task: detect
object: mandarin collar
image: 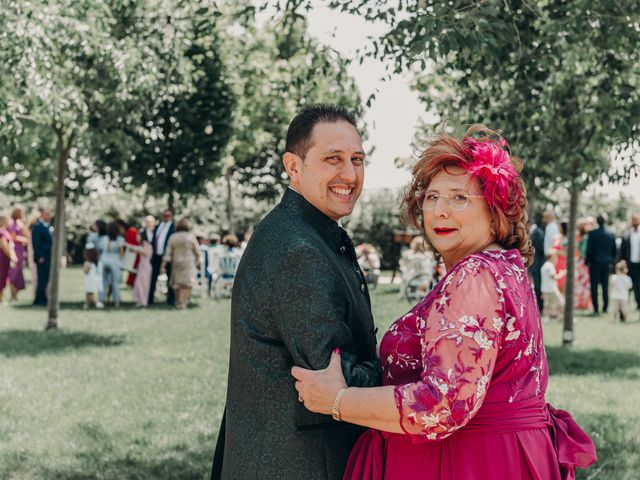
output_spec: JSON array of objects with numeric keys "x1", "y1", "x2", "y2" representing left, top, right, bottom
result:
[{"x1": 280, "y1": 188, "x2": 346, "y2": 253}]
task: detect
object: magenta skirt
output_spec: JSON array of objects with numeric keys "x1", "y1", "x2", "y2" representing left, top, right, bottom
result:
[{"x1": 344, "y1": 397, "x2": 596, "y2": 480}]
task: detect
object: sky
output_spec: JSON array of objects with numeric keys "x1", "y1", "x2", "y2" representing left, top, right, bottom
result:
[{"x1": 304, "y1": 5, "x2": 640, "y2": 204}]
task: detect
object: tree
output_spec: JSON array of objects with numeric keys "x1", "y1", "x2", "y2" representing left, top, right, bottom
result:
[
  {"x1": 0, "y1": 0, "x2": 202, "y2": 329},
  {"x1": 96, "y1": 9, "x2": 236, "y2": 211},
  {"x1": 216, "y1": 2, "x2": 364, "y2": 231},
  {"x1": 316, "y1": 0, "x2": 640, "y2": 344}
]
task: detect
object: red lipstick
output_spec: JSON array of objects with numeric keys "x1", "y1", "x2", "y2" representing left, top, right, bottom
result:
[{"x1": 434, "y1": 227, "x2": 456, "y2": 235}]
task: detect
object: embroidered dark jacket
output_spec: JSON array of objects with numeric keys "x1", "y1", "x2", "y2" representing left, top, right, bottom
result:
[{"x1": 212, "y1": 189, "x2": 381, "y2": 480}]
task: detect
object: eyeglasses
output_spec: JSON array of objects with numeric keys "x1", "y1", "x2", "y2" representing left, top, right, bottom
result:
[{"x1": 418, "y1": 192, "x2": 484, "y2": 211}]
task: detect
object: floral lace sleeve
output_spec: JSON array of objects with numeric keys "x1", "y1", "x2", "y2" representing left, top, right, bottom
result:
[{"x1": 394, "y1": 258, "x2": 506, "y2": 439}]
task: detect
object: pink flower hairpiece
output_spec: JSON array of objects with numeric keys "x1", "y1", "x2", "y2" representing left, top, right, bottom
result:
[{"x1": 461, "y1": 137, "x2": 521, "y2": 211}]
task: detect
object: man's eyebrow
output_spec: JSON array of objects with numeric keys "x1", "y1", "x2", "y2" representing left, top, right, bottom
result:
[{"x1": 322, "y1": 149, "x2": 366, "y2": 156}]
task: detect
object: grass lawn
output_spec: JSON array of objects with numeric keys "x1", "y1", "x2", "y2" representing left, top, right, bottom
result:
[{"x1": 1, "y1": 267, "x2": 639, "y2": 479}]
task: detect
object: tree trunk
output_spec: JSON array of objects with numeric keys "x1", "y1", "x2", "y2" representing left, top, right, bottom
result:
[
  {"x1": 46, "y1": 127, "x2": 74, "y2": 331},
  {"x1": 526, "y1": 176, "x2": 537, "y2": 220},
  {"x1": 225, "y1": 167, "x2": 235, "y2": 235},
  {"x1": 167, "y1": 189, "x2": 175, "y2": 213},
  {"x1": 562, "y1": 176, "x2": 580, "y2": 345}
]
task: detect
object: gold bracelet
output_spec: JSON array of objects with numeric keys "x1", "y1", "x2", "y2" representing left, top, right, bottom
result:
[{"x1": 331, "y1": 388, "x2": 348, "y2": 421}]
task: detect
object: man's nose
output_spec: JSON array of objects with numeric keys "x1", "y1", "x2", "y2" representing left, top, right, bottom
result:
[{"x1": 339, "y1": 159, "x2": 357, "y2": 183}]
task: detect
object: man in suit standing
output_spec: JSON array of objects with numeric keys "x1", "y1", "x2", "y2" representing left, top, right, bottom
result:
[
  {"x1": 212, "y1": 105, "x2": 381, "y2": 480},
  {"x1": 618, "y1": 212, "x2": 640, "y2": 310},
  {"x1": 528, "y1": 214, "x2": 545, "y2": 312},
  {"x1": 32, "y1": 207, "x2": 53, "y2": 306},
  {"x1": 148, "y1": 209, "x2": 174, "y2": 305},
  {"x1": 585, "y1": 213, "x2": 617, "y2": 314}
]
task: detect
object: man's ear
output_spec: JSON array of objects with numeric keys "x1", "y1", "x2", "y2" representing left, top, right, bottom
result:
[{"x1": 283, "y1": 152, "x2": 302, "y2": 183}]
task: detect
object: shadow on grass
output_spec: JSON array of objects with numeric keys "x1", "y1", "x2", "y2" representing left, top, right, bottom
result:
[
  {"x1": 0, "y1": 329, "x2": 126, "y2": 358},
  {"x1": 576, "y1": 413, "x2": 640, "y2": 480},
  {"x1": 546, "y1": 346, "x2": 640, "y2": 378},
  {"x1": 11, "y1": 301, "x2": 178, "y2": 311},
  {"x1": 1, "y1": 432, "x2": 214, "y2": 480}
]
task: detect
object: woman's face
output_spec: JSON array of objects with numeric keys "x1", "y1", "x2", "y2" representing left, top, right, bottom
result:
[{"x1": 422, "y1": 167, "x2": 494, "y2": 269}]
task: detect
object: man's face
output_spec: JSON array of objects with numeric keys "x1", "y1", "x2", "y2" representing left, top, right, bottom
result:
[
  {"x1": 285, "y1": 121, "x2": 365, "y2": 221},
  {"x1": 41, "y1": 209, "x2": 52, "y2": 223},
  {"x1": 631, "y1": 214, "x2": 640, "y2": 228},
  {"x1": 161, "y1": 211, "x2": 172, "y2": 223}
]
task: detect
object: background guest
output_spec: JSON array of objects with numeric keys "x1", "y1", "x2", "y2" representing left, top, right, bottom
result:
[
  {"x1": 161, "y1": 218, "x2": 200, "y2": 309},
  {"x1": 528, "y1": 214, "x2": 545, "y2": 312},
  {"x1": 32, "y1": 207, "x2": 53, "y2": 306},
  {"x1": 0, "y1": 215, "x2": 18, "y2": 305},
  {"x1": 543, "y1": 209, "x2": 561, "y2": 255},
  {"x1": 8, "y1": 205, "x2": 29, "y2": 301},
  {"x1": 585, "y1": 213, "x2": 617, "y2": 315},
  {"x1": 149, "y1": 209, "x2": 174, "y2": 305},
  {"x1": 611, "y1": 260, "x2": 633, "y2": 322},
  {"x1": 121, "y1": 219, "x2": 139, "y2": 288},
  {"x1": 82, "y1": 243, "x2": 103, "y2": 309},
  {"x1": 619, "y1": 212, "x2": 640, "y2": 311},
  {"x1": 126, "y1": 231, "x2": 153, "y2": 308},
  {"x1": 99, "y1": 221, "x2": 125, "y2": 307}
]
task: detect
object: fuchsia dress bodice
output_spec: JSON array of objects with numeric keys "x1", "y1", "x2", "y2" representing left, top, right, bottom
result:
[{"x1": 345, "y1": 250, "x2": 596, "y2": 480}]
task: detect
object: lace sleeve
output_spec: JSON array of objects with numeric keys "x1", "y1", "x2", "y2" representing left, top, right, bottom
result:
[{"x1": 394, "y1": 258, "x2": 506, "y2": 439}]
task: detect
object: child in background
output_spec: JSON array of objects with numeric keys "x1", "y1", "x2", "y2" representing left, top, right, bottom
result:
[
  {"x1": 541, "y1": 250, "x2": 566, "y2": 322},
  {"x1": 611, "y1": 260, "x2": 633, "y2": 322},
  {"x1": 83, "y1": 243, "x2": 104, "y2": 310}
]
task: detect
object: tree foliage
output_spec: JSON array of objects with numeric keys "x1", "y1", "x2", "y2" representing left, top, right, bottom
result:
[{"x1": 219, "y1": 2, "x2": 365, "y2": 202}]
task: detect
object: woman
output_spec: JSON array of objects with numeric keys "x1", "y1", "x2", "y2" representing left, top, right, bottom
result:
[
  {"x1": 8, "y1": 205, "x2": 30, "y2": 301},
  {"x1": 292, "y1": 126, "x2": 596, "y2": 479},
  {"x1": 126, "y1": 230, "x2": 153, "y2": 307},
  {"x1": 575, "y1": 218, "x2": 593, "y2": 310},
  {"x1": 161, "y1": 218, "x2": 201, "y2": 309},
  {"x1": 98, "y1": 221, "x2": 125, "y2": 307},
  {"x1": 554, "y1": 221, "x2": 569, "y2": 292},
  {"x1": 0, "y1": 215, "x2": 18, "y2": 305}
]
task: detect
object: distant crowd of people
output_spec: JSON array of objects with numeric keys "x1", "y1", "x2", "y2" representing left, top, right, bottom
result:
[
  {"x1": 527, "y1": 210, "x2": 640, "y2": 322},
  {"x1": 83, "y1": 209, "x2": 248, "y2": 309},
  {"x1": 0, "y1": 205, "x2": 248, "y2": 309}
]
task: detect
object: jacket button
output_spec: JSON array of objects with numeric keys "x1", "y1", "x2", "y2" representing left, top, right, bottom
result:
[
  {"x1": 360, "y1": 284, "x2": 365, "y2": 292},
  {"x1": 340, "y1": 246, "x2": 346, "y2": 254}
]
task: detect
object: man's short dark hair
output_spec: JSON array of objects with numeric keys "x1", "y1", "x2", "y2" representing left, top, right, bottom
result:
[
  {"x1": 597, "y1": 213, "x2": 607, "y2": 226},
  {"x1": 285, "y1": 104, "x2": 358, "y2": 159}
]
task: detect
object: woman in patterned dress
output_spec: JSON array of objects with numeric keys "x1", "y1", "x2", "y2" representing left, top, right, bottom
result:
[
  {"x1": 292, "y1": 126, "x2": 596, "y2": 480},
  {"x1": 7, "y1": 205, "x2": 29, "y2": 301}
]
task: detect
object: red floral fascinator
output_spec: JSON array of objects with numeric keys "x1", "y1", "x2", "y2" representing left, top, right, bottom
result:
[{"x1": 461, "y1": 136, "x2": 522, "y2": 212}]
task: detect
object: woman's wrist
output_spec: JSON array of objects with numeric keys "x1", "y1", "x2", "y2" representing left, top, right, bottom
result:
[{"x1": 331, "y1": 387, "x2": 349, "y2": 421}]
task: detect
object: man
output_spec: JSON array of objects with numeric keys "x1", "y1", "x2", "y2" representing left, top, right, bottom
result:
[
  {"x1": 542, "y1": 209, "x2": 560, "y2": 255},
  {"x1": 585, "y1": 213, "x2": 617, "y2": 314},
  {"x1": 32, "y1": 207, "x2": 53, "y2": 306},
  {"x1": 618, "y1": 212, "x2": 640, "y2": 310},
  {"x1": 528, "y1": 213, "x2": 545, "y2": 313},
  {"x1": 148, "y1": 209, "x2": 174, "y2": 305},
  {"x1": 212, "y1": 105, "x2": 381, "y2": 479}
]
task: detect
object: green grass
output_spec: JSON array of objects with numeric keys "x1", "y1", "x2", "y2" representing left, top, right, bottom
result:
[{"x1": 1, "y1": 268, "x2": 639, "y2": 479}]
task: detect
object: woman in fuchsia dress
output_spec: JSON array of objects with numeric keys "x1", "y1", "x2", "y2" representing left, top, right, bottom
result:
[{"x1": 293, "y1": 126, "x2": 596, "y2": 480}]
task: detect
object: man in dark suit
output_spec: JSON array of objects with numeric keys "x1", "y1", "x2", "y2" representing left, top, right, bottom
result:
[
  {"x1": 32, "y1": 207, "x2": 53, "y2": 306},
  {"x1": 211, "y1": 105, "x2": 381, "y2": 480},
  {"x1": 618, "y1": 213, "x2": 640, "y2": 310},
  {"x1": 148, "y1": 209, "x2": 174, "y2": 305},
  {"x1": 585, "y1": 213, "x2": 617, "y2": 314},
  {"x1": 527, "y1": 214, "x2": 545, "y2": 313}
]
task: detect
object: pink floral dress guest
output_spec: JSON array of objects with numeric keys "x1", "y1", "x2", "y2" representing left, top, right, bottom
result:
[
  {"x1": 8, "y1": 218, "x2": 27, "y2": 291},
  {"x1": 346, "y1": 249, "x2": 596, "y2": 479}
]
